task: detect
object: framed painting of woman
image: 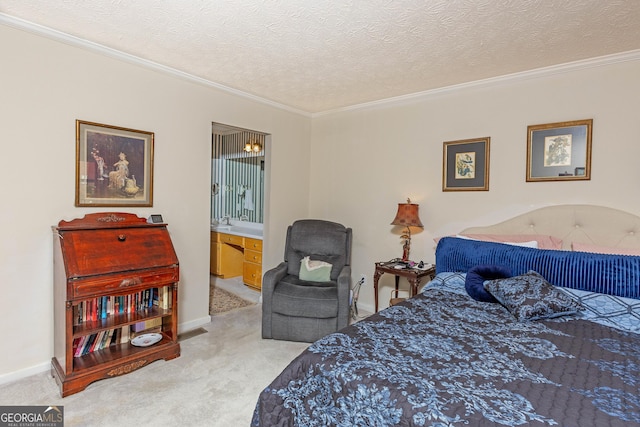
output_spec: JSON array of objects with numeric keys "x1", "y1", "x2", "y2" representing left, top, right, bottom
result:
[{"x1": 75, "y1": 120, "x2": 154, "y2": 207}]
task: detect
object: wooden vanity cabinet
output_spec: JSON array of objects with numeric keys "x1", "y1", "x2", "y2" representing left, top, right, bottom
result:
[
  {"x1": 210, "y1": 231, "x2": 244, "y2": 277},
  {"x1": 210, "y1": 232, "x2": 220, "y2": 275},
  {"x1": 210, "y1": 231, "x2": 263, "y2": 290},
  {"x1": 243, "y1": 237, "x2": 263, "y2": 290},
  {"x1": 52, "y1": 213, "x2": 180, "y2": 397}
]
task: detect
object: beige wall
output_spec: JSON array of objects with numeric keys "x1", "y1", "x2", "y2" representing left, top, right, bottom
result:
[
  {"x1": 0, "y1": 24, "x2": 311, "y2": 381},
  {"x1": 2, "y1": 20, "x2": 639, "y2": 383},
  {"x1": 310, "y1": 57, "x2": 640, "y2": 312}
]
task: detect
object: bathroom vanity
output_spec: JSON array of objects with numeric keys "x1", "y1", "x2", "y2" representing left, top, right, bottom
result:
[{"x1": 210, "y1": 224, "x2": 263, "y2": 290}]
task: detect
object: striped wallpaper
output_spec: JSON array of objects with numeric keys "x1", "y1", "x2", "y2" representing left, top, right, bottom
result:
[{"x1": 211, "y1": 131, "x2": 265, "y2": 223}]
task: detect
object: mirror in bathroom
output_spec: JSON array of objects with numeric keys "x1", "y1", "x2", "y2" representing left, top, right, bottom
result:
[{"x1": 212, "y1": 124, "x2": 265, "y2": 224}]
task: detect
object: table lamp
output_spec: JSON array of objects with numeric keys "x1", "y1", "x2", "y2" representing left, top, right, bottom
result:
[{"x1": 390, "y1": 198, "x2": 424, "y2": 262}]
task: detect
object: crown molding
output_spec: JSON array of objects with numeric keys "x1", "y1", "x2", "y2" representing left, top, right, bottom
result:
[
  {"x1": 3, "y1": 13, "x2": 638, "y2": 119},
  {"x1": 313, "y1": 49, "x2": 640, "y2": 117},
  {"x1": 0, "y1": 13, "x2": 312, "y2": 118}
]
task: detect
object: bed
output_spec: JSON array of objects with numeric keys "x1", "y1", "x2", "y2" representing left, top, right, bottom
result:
[{"x1": 252, "y1": 205, "x2": 640, "y2": 426}]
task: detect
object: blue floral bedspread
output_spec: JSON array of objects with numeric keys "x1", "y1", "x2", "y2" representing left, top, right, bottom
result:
[{"x1": 252, "y1": 288, "x2": 640, "y2": 426}]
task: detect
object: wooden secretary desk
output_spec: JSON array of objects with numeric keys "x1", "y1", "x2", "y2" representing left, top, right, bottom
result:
[{"x1": 52, "y1": 212, "x2": 180, "y2": 397}]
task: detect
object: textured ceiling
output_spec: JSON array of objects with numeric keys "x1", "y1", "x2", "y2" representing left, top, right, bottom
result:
[{"x1": 2, "y1": 0, "x2": 640, "y2": 113}]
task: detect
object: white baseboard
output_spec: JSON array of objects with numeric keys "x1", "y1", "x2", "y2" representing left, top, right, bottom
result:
[
  {"x1": 0, "y1": 317, "x2": 213, "y2": 386},
  {"x1": 0, "y1": 361, "x2": 50, "y2": 386},
  {"x1": 178, "y1": 315, "x2": 211, "y2": 334}
]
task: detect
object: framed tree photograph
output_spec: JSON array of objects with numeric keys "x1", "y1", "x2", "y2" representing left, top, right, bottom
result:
[
  {"x1": 75, "y1": 120, "x2": 154, "y2": 207},
  {"x1": 443, "y1": 137, "x2": 490, "y2": 191},
  {"x1": 526, "y1": 119, "x2": 592, "y2": 182}
]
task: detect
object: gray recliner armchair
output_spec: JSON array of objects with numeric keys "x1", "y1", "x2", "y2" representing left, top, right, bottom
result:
[{"x1": 262, "y1": 219, "x2": 352, "y2": 342}]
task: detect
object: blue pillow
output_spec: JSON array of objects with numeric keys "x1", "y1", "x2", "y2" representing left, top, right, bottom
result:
[
  {"x1": 484, "y1": 271, "x2": 583, "y2": 321},
  {"x1": 465, "y1": 264, "x2": 512, "y2": 303},
  {"x1": 435, "y1": 237, "x2": 640, "y2": 299}
]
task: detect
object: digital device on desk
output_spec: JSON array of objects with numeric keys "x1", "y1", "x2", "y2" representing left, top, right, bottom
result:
[
  {"x1": 416, "y1": 261, "x2": 434, "y2": 270},
  {"x1": 147, "y1": 214, "x2": 164, "y2": 224}
]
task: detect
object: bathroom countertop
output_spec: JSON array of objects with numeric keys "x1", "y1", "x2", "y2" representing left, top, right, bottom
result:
[{"x1": 211, "y1": 224, "x2": 263, "y2": 239}]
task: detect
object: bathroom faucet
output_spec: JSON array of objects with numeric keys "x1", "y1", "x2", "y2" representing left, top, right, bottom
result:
[{"x1": 220, "y1": 215, "x2": 231, "y2": 225}]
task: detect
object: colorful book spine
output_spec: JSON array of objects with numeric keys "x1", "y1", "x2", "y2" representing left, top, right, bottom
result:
[
  {"x1": 75, "y1": 287, "x2": 169, "y2": 324},
  {"x1": 73, "y1": 336, "x2": 86, "y2": 357}
]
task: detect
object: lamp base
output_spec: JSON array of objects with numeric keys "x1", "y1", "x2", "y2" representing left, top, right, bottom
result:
[{"x1": 401, "y1": 239, "x2": 410, "y2": 262}]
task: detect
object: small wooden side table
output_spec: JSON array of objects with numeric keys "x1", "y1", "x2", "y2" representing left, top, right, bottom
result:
[{"x1": 373, "y1": 261, "x2": 436, "y2": 312}]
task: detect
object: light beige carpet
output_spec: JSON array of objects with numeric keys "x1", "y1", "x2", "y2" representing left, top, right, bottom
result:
[
  {"x1": 0, "y1": 304, "x2": 309, "y2": 427},
  {"x1": 210, "y1": 285, "x2": 255, "y2": 315}
]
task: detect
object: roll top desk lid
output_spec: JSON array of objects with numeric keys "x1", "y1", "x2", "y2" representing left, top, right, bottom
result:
[{"x1": 54, "y1": 212, "x2": 179, "y2": 279}]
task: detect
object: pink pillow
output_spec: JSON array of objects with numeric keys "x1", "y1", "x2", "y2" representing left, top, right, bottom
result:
[
  {"x1": 571, "y1": 242, "x2": 640, "y2": 256},
  {"x1": 459, "y1": 234, "x2": 563, "y2": 250}
]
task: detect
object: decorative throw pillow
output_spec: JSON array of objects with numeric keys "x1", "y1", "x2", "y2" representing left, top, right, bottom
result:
[
  {"x1": 434, "y1": 234, "x2": 562, "y2": 249},
  {"x1": 456, "y1": 235, "x2": 538, "y2": 248},
  {"x1": 299, "y1": 256, "x2": 332, "y2": 282},
  {"x1": 484, "y1": 270, "x2": 583, "y2": 321},
  {"x1": 465, "y1": 264, "x2": 512, "y2": 303},
  {"x1": 572, "y1": 241, "x2": 640, "y2": 256},
  {"x1": 459, "y1": 234, "x2": 563, "y2": 250}
]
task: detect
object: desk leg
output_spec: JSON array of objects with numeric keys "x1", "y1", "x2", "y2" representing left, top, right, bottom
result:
[{"x1": 373, "y1": 269, "x2": 383, "y2": 313}]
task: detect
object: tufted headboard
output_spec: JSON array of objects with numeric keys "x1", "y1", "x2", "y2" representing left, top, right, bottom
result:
[{"x1": 460, "y1": 204, "x2": 640, "y2": 250}]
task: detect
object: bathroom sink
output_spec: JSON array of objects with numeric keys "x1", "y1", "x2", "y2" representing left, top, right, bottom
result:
[
  {"x1": 211, "y1": 224, "x2": 263, "y2": 238},
  {"x1": 229, "y1": 226, "x2": 263, "y2": 237},
  {"x1": 211, "y1": 224, "x2": 231, "y2": 231}
]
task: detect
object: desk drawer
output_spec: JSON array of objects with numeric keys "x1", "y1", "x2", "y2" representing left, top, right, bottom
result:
[
  {"x1": 243, "y1": 262, "x2": 262, "y2": 288},
  {"x1": 244, "y1": 237, "x2": 262, "y2": 251},
  {"x1": 215, "y1": 232, "x2": 244, "y2": 246},
  {"x1": 244, "y1": 249, "x2": 262, "y2": 264},
  {"x1": 70, "y1": 267, "x2": 178, "y2": 300}
]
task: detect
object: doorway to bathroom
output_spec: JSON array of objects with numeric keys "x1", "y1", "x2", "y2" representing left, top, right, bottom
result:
[
  {"x1": 210, "y1": 122, "x2": 269, "y2": 314},
  {"x1": 211, "y1": 123, "x2": 267, "y2": 224}
]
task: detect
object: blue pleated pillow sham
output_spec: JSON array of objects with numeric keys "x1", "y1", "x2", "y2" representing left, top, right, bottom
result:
[{"x1": 435, "y1": 237, "x2": 640, "y2": 299}]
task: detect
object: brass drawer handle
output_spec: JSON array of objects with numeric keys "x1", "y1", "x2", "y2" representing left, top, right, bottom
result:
[
  {"x1": 120, "y1": 277, "x2": 142, "y2": 287},
  {"x1": 118, "y1": 234, "x2": 127, "y2": 242}
]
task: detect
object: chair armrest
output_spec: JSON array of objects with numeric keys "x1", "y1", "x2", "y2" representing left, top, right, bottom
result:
[
  {"x1": 262, "y1": 262, "x2": 288, "y2": 298},
  {"x1": 336, "y1": 265, "x2": 352, "y2": 329},
  {"x1": 261, "y1": 262, "x2": 288, "y2": 339},
  {"x1": 337, "y1": 265, "x2": 351, "y2": 287}
]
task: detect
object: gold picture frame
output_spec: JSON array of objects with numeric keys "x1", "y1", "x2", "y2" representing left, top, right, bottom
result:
[
  {"x1": 526, "y1": 119, "x2": 592, "y2": 182},
  {"x1": 443, "y1": 137, "x2": 490, "y2": 191},
  {"x1": 75, "y1": 120, "x2": 154, "y2": 207}
]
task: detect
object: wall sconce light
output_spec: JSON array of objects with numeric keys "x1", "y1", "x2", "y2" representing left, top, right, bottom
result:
[
  {"x1": 244, "y1": 139, "x2": 262, "y2": 153},
  {"x1": 390, "y1": 198, "x2": 424, "y2": 262}
]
